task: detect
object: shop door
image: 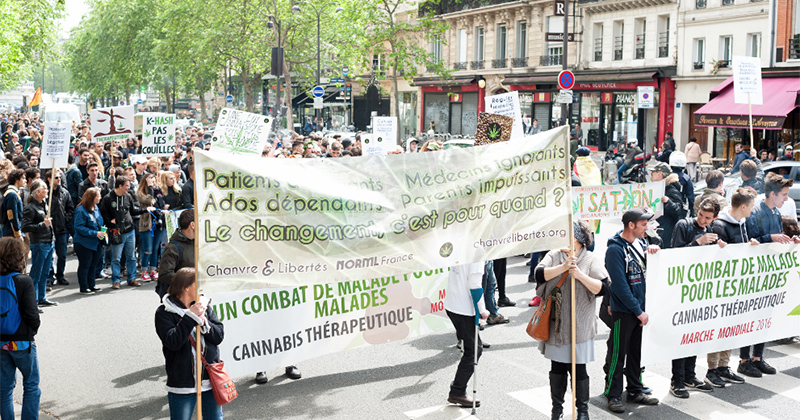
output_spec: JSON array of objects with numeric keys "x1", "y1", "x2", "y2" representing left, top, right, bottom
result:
[
  {"x1": 533, "y1": 104, "x2": 550, "y2": 130},
  {"x1": 602, "y1": 104, "x2": 614, "y2": 151},
  {"x1": 689, "y1": 104, "x2": 708, "y2": 151},
  {"x1": 450, "y1": 102, "x2": 463, "y2": 135}
]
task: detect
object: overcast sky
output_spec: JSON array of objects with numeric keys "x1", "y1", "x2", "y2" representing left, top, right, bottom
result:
[{"x1": 61, "y1": 0, "x2": 90, "y2": 38}]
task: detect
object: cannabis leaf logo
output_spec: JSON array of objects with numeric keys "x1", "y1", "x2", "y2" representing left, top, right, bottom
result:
[
  {"x1": 168, "y1": 134, "x2": 174, "y2": 142},
  {"x1": 439, "y1": 242, "x2": 453, "y2": 258},
  {"x1": 144, "y1": 129, "x2": 151, "y2": 138},
  {"x1": 789, "y1": 304, "x2": 800, "y2": 316},
  {"x1": 487, "y1": 123, "x2": 502, "y2": 141},
  {"x1": 378, "y1": 137, "x2": 383, "y2": 142}
]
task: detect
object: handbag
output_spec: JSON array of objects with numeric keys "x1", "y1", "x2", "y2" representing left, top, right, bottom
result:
[
  {"x1": 190, "y1": 335, "x2": 238, "y2": 406},
  {"x1": 526, "y1": 272, "x2": 568, "y2": 342}
]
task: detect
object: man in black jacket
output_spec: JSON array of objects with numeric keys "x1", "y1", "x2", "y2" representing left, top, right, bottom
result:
[
  {"x1": 78, "y1": 162, "x2": 108, "y2": 200},
  {"x1": 180, "y1": 162, "x2": 194, "y2": 210},
  {"x1": 43, "y1": 169, "x2": 74, "y2": 287},
  {"x1": 99, "y1": 176, "x2": 153, "y2": 289},
  {"x1": 0, "y1": 238, "x2": 42, "y2": 418},
  {"x1": 157, "y1": 211, "x2": 195, "y2": 299}
]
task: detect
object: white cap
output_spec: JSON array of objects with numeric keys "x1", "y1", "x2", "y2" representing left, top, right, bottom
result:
[{"x1": 628, "y1": 138, "x2": 638, "y2": 144}]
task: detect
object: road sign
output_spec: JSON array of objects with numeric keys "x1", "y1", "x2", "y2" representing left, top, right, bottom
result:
[
  {"x1": 331, "y1": 78, "x2": 345, "y2": 83},
  {"x1": 342, "y1": 66, "x2": 349, "y2": 76},
  {"x1": 637, "y1": 86, "x2": 654, "y2": 109},
  {"x1": 313, "y1": 97, "x2": 323, "y2": 109},
  {"x1": 137, "y1": 99, "x2": 142, "y2": 105},
  {"x1": 558, "y1": 89, "x2": 573, "y2": 104},
  {"x1": 312, "y1": 86, "x2": 325, "y2": 98},
  {"x1": 118, "y1": 101, "x2": 125, "y2": 106},
  {"x1": 226, "y1": 94, "x2": 233, "y2": 103},
  {"x1": 557, "y1": 70, "x2": 575, "y2": 90}
]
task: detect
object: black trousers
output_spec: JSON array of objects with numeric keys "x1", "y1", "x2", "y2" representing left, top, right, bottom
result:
[
  {"x1": 492, "y1": 258, "x2": 507, "y2": 300},
  {"x1": 447, "y1": 310, "x2": 482, "y2": 397},
  {"x1": 671, "y1": 356, "x2": 697, "y2": 386},
  {"x1": 603, "y1": 312, "x2": 643, "y2": 399}
]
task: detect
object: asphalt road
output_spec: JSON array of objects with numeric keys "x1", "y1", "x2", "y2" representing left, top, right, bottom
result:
[{"x1": 9, "y1": 218, "x2": 800, "y2": 420}]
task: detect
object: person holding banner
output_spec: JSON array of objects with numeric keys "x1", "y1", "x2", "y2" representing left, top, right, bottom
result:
[
  {"x1": 705, "y1": 187, "x2": 758, "y2": 387},
  {"x1": 603, "y1": 208, "x2": 660, "y2": 413},
  {"x1": 668, "y1": 198, "x2": 722, "y2": 398},
  {"x1": 155, "y1": 268, "x2": 224, "y2": 420},
  {"x1": 737, "y1": 173, "x2": 794, "y2": 378},
  {"x1": 534, "y1": 221, "x2": 608, "y2": 420},
  {"x1": 444, "y1": 261, "x2": 488, "y2": 408}
]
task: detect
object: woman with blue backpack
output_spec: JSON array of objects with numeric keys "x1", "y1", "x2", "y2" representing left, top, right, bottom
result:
[{"x1": 0, "y1": 236, "x2": 41, "y2": 420}]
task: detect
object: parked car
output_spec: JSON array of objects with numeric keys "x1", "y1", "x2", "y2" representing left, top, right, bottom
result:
[{"x1": 694, "y1": 161, "x2": 800, "y2": 216}]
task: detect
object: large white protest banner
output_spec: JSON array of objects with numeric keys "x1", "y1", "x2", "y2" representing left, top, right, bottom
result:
[
  {"x1": 141, "y1": 113, "x2": 176, "y2": 156},
  {"x1": 211, "y1": 109, "x2": 272, "y2": 154},
  {"x1": 90, "y1": 105, "x2": 135, "y2": 142},
  {"x1": 572, "y1": 182, "x2": 664, "y2": 220},
  {"x1": 486, "y1": 91, "x2": 524, "y2": 141},
  {"x1": 641, "y1": 243, "x2": 800, "y2": 366},
  {"x1": 206, "y1": 268, "x2": 451, "y2": 378},
  {"x1": 195, "y1": 126, "x2": 571, "y2": 291}
]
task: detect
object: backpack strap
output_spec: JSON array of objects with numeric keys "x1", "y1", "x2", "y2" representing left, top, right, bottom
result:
[{"x1": 170, "y1": 240, "x2": 182, "y2": 261}]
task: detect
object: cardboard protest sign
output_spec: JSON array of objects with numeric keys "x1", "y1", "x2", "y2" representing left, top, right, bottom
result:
[
  {"x1": 141, "y1": 113, "x2": 176, "y2": 156},
  {"x1": 207, "y1": 267, "x2": 452, "y2": 377},
  {"x1": 475, "y1": 113, "x2": 513, "y2": 146},
  {"x1": 572, "y1": 182, "x2": 664, "y2": 220},
  {"x1": 195, "y1": 125, "x2": 572, "y2": 291},
  {"x1": 641, "y1": 243, "x2": 800, "y2": 365},
  {"x1": 90, "y1": 106, "x2": 135, "y2": 142},
  {"x1": 211, "y1": 109, "x2": 272, "y2": 154},
  {"x1": 486, "y1": 91, "x2": 524, "y2": 140},
  {"x1": 367, "y1": 116, "x2": 397, "y2": 156},
  {"x1": 43, "y1": 122, "x2": 71, "y2": 160}
]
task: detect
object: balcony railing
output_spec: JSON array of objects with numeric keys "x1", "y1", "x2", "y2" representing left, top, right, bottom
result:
[
  {"x1": 658, "y1": 31, "x2": 669, "y2": 58},
  {"x1": 511, "y1": 57, "x2": 528, "y2": 68},
  {"x1": 693, "y1": 61, "x2": 704, "y2": 69},
  {"x1": 594, "y1": 37, "x2": 603, "y2": 61},
  {"x1": 540, "y1": 55, "x2": 562, "y2": 66},
  {"x1": 420, "y1": 0, "x2": 518, "y2": 17},
  {"x1": 696, "y1": 0, "x2": 706, "y2": 8},
  {"x1": 789, "y1": 36, "x2": 800, "y2": 59},
  {"x1": 454, "y1": 62, "x2": 467, "y2": 70},
  {"x1": 470, "y1": 60, "x2": 484, "y2": 70},
  {"x1": 492, "y1": 58, "x2": 507, "y2": 69}
]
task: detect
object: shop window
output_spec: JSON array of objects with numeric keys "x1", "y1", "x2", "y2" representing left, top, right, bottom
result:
[
  {"x1": 693, "y1": 38, "x2": 705, "y2": 69},
  {"x1": 747, "y1": 33, "x2": 761, "y2": 58},
  {"x1": 657, "y1": 15, "x2": 670, "y2": 58}
]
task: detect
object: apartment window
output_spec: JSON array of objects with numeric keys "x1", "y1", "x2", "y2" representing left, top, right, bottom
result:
[
  {"x1": 747, "y1": 33, "x2": 761, "y2": 57},
  {"x1": 516, "y1": 21, "x2": 527, "y2": 58},
  {"x1": 657, "y1": 15, "x2": 670, "y2": 58},
  {"x1": 594, "y1": 23, "x2": 603, "y2": 61},
  {"x1": 475, "y1": 27, "x2": 485, "y2": 61},
  {"x1": 693, "y1": 38, "x2": 705, "y2": 69},
  {"x1": 458, "y1": 29, "x2": 467, "y2": 63},
  {"x1": 431, "y1": 38, "x2": 443, "y2": 63},
  {"x1": 722, "y1": 0, "x2": 734, "y2": 5},
  {"x1": 696, "y1": 0, "x2": 707, "y2": 8},
  {"x1": 372, "y1": 54, "x2": 383, "y2": 74},
  {"x1": 613, "y1": 20, "x2": 624, "y2": 60},
  {"x1": 543, "y1": 16, "x2": 565, "y2": 66},
  {"x1": 634, "y1": 18, "x2": 646, "y2": 59},
  {"x1": 496, "y1": 24, "x2": 507, "y2": 61},
  {"x1": 719, "y1": 36, "x2": 732, "y2": 67}
]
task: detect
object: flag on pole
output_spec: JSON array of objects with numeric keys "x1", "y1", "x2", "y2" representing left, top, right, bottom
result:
[{"x1": 28, "y1": 88, "x2": 42, "y2": 107}]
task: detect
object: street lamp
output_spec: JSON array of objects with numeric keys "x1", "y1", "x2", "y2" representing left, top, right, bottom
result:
[{"x1": 292, "y1": 1, "x2": 344, "y2": 126}]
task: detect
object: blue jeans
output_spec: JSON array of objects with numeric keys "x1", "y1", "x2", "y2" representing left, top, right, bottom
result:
[
  {"x1": 74, "y1": 242, "x2": 101, "y2": 292},
  {"x1": 167, "y1": 390, "x2": 222, "y2": 420},
  {"x1": 47, "y1": 233, "x2": 68, "y2": 282},
  {"x1": 111, "y1": 230, "x2": 137, "y2": 284},
  {"x1": 617, "y1": 163, "x2": 628, "y2": 184},
  {"x1": 528, "y1": 252, "x2": 540, "y2": 279},
  {"x1": 29, "y1": 242, "x2": 54, "y2": 303},
  {"x1": 0, "y1": 345, "x2": 41, "y2": 420},
  {"x1": 482, "y1": 261, "x2": 498, "y2": 317},
  {"x1": 139, "y1": 229, "x2": 164, "y2": 271}
]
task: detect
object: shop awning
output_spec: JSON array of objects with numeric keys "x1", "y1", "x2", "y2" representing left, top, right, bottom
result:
[
  {"x1": 410, "y1": 77, "x2": 474, "y2": 87},
  {"x1": 693, "y1": 77, "x2": 800, "y2": 130}
]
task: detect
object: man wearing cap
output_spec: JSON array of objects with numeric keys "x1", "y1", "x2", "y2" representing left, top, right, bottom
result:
[
  {"x1": 341, "y1": 139, "x2": 353, "y2": 152},
  {"x1": 407, "y1": 138, "x2": 419, "y2": 153},
  {"x1": 617, "y1": 138, "x2": 642, "y2": 184},
  {"x1": 603, "y1": 208, "x2": 660, "y2": 413},
  {"x1": 778, "y1": 144, "x2": 794, "y2": 161}
]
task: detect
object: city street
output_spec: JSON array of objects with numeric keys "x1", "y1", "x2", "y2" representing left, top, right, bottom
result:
[{"x1": 11, "y1": 220, "x2": 800, "y2": 420}]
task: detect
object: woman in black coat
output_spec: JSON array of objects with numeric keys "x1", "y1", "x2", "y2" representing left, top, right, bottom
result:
[{"x1": 155, "y1": 267, "x2": 224, "y2": 420}]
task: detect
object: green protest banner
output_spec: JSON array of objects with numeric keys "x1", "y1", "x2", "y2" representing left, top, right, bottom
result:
[
  {"x1": 194, "y1": 126, "x2": 572, "y2": 291},
  {"x1": 642, "y1": 243, "x2": 800, "y2": 366}
]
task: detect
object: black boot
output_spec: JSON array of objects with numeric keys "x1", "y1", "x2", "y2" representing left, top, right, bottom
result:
[
  {"x1": 550, "y1": 373, "x2": 568, "y2": 420},
  {"x1": 576, "y1": 378, "x2": 590, "y2": 420}
]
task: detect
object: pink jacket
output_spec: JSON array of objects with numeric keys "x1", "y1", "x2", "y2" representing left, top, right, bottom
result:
[{"x1": 685, "y1": 141, "x2": 702, "y2": 163}]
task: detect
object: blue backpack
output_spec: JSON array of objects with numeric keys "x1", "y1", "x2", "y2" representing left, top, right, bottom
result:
[{"x1": 0, "y1": 272, "x2": 22, "y2": 336}]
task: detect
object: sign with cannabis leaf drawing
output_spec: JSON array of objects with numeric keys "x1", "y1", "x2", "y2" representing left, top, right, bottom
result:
[
  {"x1": 475, "y1": 113, "x2": 513, "y2": 146},
  {"x1": 141, "y1": 113, "x2": 177, "y2": 157},
  {"x1": 213, "y1": 109, "x2": 273, "y2": 154},
  {"x1": 90, "y1": 105, "x2": 135, "y2": 143}
]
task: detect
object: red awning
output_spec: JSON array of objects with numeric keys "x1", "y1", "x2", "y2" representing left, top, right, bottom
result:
[{"x1": 693, "y1": 77, "x2": 800, "y2": 130}]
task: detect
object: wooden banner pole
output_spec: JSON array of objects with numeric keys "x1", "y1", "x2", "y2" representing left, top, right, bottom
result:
[
  {"x1": 194, "y1": 157, "x2": 202, "y2": 420},
  {"x1": 46, "y1": 159, "x2": 56, "y2": 219}
]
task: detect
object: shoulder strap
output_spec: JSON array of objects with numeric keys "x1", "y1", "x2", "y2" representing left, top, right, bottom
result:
[
  {"x1": 188, "y1": 335, "x2": 209, "y2": 367},
  {"x1": 555, "y1": 272, "x2": 569, "y2": 289},
  {"x1": 170, "y1": 240, "x2": 182, "y2": 261}
]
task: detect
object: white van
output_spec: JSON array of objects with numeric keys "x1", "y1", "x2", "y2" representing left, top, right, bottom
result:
[{"x1": 40, "y1": 103, "x2": 81, "y2": 124}]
